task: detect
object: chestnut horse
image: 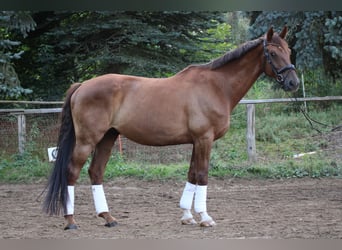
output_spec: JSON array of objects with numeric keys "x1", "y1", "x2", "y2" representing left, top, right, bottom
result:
[{"x1": 43, "y1": 26, "x2": 299, "y2": 229}]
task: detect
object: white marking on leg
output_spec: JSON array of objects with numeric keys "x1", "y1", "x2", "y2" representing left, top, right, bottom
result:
[
  {"x1": 91, "y1": 184, "x2": 109, "y2": 215},
  {"x1": 65, "y1": 185, "x2": 75, "y2": 215}
]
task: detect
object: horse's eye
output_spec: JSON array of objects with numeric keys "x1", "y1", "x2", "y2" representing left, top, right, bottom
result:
[{"x1": 271, "y1": 52, "x2": 276, "y2": 57}]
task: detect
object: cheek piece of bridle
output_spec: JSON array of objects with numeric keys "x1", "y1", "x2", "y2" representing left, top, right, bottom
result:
[{"x1": 263, "y1": 39, "x2": 296, "y2": 86}]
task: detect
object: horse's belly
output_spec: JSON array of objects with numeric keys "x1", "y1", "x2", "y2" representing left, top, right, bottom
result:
[
  {"x1": 117, "y1": 124, "x2": 191, "y2": 146},
  {"x1": 113, "y1": 111, "x2": 192, "y2": 146}
]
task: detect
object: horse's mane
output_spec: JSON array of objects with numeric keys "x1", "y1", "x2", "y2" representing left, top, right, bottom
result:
[
  {"x1": 181, "y1": 37, "x2": 263, "y2": 72},
  {"x1": 208, "y1": 38, "x2": 263, "y2": 69},
  {"x1": 176, "y1": 37, "x2": 264, "y2": 74}
]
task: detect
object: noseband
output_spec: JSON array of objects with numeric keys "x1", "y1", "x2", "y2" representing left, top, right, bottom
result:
[{"x1": 263, "y1": 39, "x2": 296, "y2": 85}]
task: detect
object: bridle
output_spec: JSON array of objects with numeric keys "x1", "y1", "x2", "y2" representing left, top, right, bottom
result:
[{"x1": 263, "y1": 39, "x2": 296, "y2": 85}]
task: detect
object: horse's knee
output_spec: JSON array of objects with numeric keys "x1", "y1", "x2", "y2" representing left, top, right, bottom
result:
[
  {"x1": 187, "y1": 170, "x2": 196, "y2": 184},
  {"x1": 187, "y1": 166, "x2": 208, "y2": 185},
  {"x1": 196, "y1": 170, "x2": 208, "y2": 185}
]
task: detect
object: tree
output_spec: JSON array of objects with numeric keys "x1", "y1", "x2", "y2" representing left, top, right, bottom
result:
[
  {"x1": 15, "y1": 11, "x2": 230, "y2": 100},
  {"x1": 0, "y1": 11, "x2": 35, "y2": 99},
  {"x1": 226, "y1": 11, "x2": 249, "y2": 46}
]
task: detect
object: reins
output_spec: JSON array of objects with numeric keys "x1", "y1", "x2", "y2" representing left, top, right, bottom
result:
[{"x1": 287, "y1": 93, "x2": 341, "y2": 134}]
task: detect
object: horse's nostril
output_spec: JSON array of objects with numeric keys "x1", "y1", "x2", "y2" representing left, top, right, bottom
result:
[{"x1": 285, "y1": 79, "x2": 299, "y2": 92}]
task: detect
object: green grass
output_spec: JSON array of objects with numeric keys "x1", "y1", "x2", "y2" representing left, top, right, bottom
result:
[
  {"x1": 244, "y1": 156, "x2": 341, "y2": 179},
  {"x1": 207, "y1": 102, "x2": 342, "y2": 179},
  {"x1": 0, "y1": 152, "x2": 51, "y2": 183},
  {"x1": 1, "y1": 150, "x2": 340, "y2": 184}
]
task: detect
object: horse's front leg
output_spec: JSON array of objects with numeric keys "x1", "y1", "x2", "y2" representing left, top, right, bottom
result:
[
  {"x1": 179, "y1": 147, "x2": 197, "y2": 225},
  {"x1": 180, "y1": 136, "x2": 216, "y2": 227}
]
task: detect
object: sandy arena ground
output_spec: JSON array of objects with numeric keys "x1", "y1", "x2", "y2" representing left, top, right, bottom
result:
[{"x1": 0, "y1": 177, "x2": 341, "y2": 239}]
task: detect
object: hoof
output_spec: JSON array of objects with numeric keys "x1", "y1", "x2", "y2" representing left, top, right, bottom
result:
[
  {"x1": 199, "y1": 220, "x2": 216, "y2": 227},
  {"x1": 105, "y1": 221, "x2": 118, "y2": 227},
  {"x1": 181, "y1": 218, "x2": 197, "y2": 225},
  {"x1": 64, "y1": 224, "x2": 78, "y2": 230}
]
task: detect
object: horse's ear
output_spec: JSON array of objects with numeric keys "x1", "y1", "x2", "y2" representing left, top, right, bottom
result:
[
  {"x1": 266, "y1": 27, "x2": 274, "y2": 41},
  {"x1": 279, "y1": 26, "x2": 288, "y2": 39}
]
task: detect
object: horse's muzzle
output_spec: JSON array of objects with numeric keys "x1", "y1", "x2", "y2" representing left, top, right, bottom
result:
[{"x1": 282, "y1": 72, "x2": 300, "y2": 92}]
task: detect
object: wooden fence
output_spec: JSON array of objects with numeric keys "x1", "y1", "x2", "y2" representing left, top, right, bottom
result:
[{"x1": 1, "y1": 96, "x2": 342, "y2": 161}]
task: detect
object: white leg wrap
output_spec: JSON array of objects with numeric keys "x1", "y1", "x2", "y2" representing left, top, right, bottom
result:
[
  {"x1": 180, "y1": 209, "x2": 197, "y2": 225},
  {"x1": 65, "y1": 185, "x2": 75, "y2": 215},
  {"x1": 194, "y1": 185, "x2": 207, "y2": 213},
  {"x1": 199, "y1": 211, "x2": 213, "y2": 222},
  {"x1": 179, "y1": 182, "x2": 196, "y2": 210},
  {"x1": 91, "y1": 185, "x2": 109, "y2": 215},
  {"x1": 182, "y1": 209, "x2": 193, "y2": 219}
]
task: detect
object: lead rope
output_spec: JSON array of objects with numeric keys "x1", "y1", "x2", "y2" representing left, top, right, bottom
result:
[{"x1": 287, "y1": 93, "x2": 341, "y2": 133}]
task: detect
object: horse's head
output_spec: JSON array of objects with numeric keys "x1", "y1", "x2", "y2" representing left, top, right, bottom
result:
[{"x1": 263, "y1": 26, "x2": 300, "y2": 92}]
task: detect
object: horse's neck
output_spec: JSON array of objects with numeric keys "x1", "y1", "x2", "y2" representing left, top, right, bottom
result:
[{"x1": 214, "y1": 46, "x2": 264, "y2": 110}]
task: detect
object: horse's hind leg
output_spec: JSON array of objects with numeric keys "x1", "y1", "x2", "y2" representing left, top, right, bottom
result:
[
  {"x1": 64, "y1": 143, "x2": 93, "y2": 230},
  {"x1": 88, "y1": 128, "x2": 119, "y2": 227}
]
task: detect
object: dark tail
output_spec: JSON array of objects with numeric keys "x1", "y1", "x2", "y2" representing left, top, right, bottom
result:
[{"x1": 43, "y1": 83, "x2": 82, "y2": 215}]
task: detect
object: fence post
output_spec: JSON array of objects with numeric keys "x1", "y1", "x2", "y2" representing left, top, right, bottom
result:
[
  {"x1": 246, "y1": 104, "x2": 256, "y2": 162},
  {"x1": 17, "y1": 114, "x2": 26, "y2": 154}
]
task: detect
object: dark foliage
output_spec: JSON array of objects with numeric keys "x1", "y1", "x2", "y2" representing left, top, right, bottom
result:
[{"x1": 15, "y1": 11, "x2": 226, "y2": 100}]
